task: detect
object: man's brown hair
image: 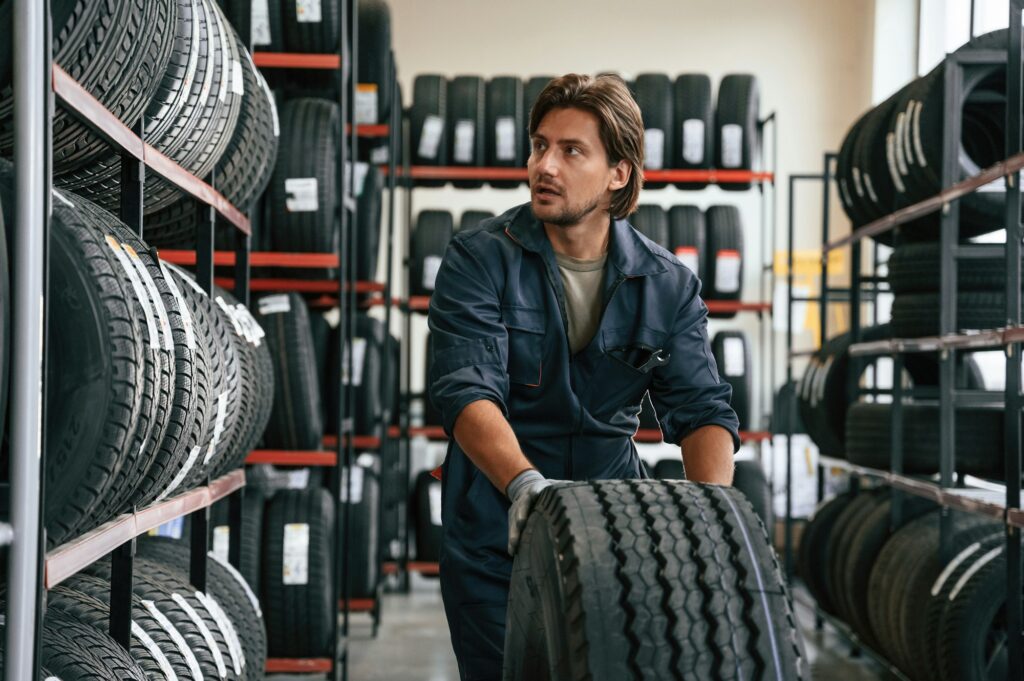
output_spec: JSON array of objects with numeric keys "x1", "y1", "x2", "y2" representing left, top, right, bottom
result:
[{"x1": 528, "y1": 73, "x2": 645, "y2": 219}]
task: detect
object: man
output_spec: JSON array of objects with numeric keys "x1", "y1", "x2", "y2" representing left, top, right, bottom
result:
[{"x1": 427, "y1": 73, "x2": 739, "y2": 681}]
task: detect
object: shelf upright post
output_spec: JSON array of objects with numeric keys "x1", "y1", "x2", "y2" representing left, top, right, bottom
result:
[
  {"x1": 938, "y1": 52, "x2": 965, "y2": 562},
  {"x1": 1005, "y1": 3, "x2": 1023, "y2": 677},
  {"x1": 226, "y1": 221, "x2": 248, "y2": 570},
  {"x1": 120, "y1": 120, "x2": 144, "y2": 235},
  {"x1": 889, "y1": 352, "x2": 905, "y2": 530},
  {"x1": 6, "y1": 0, "x2": 50, "y2": 676},
  {"x1": 784, "y1": 173, "x2": 797, "y2": 579},
  {"x1": 400, "y1": 106, "x2": 414, "y2": 592}
]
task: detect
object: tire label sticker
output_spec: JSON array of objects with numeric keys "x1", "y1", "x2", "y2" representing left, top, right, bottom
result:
[
  {"x1": 931, "y1": 541, "x2": 983, "y2": 596},
  {"x1": 356, "y1": 84, "x2": 379, "y2": 124},
  {"x1": 429, "y1": 482, "x2": 443, "y2": 526},
  {"x1": 714, "y1": 249, "x2": 741, "y2": 294},
  {"x1": 172, "y1": 592, "x2": 227, "y2": 679},
  {"x1": 258, "y1": 294, "x2": 291, "y2": 315},
  {"x1": 681, "y1": 119, "x2": 705, "y2": 164},
  {"x1": 346, "y1": 161, "x2": 369, "y2": 197},
  {"x1": 418, "y1": 115, "x2": 444, "y2": 160},
  {"x1": 132, "y1": 620, "x2": 179, "y2": 681},
  {"x1": 453, "y1": 119, "x2": 476, "y2": 164},
  {"x1": 643, "y1": 128, "x2": 665, "y2": 170},
  {"x1": 196, "y1": 591, "x2": 244, "y2": 674},
  {"x1": 125, "y1": 245, "x2": 174, "y2": 353},
  {"x1": 423, "y1": 255, "x2": 443, "y2": 291},
  {"x1": 722, "y1": 336, "x2": 746, "y2": 376},
  {"x1": 495, "y1": 116, "x2": 517, "y2": 161},
  {"x1": 342, "y1": 337, "x2": 368, "y2": 387},
  {"x1": 893, "y1": 111, "x2": 909, "y2": 176},
  {"x1": 210, "y1": 552, "x2": 263, "y2": 617},
  {"x1": 720, "y1": 123, "x2": 743, "y2": 168},
  {"x1": 884, "y1": 132, "x2": 907, "y2": 194},
  {"x1": 204, "y1": 391, "x2": 230, "y2": 465},
  {"x1": 212, "y1": 525, "x2": 230, "y2": 562},
  {"x1": 862, "y1": 171, "x2": 879, "y2": 204},
  {"x1": 674, "y1": 246, "x2": 699, "y2": 275},
  {"x1": 340, "y1": 465, "x2": 364, "y2": 504},
  {"x1": 259, "y1": 71, "x2": 280, "y2": 137},
  {"x1": 911, "y1": 100, "x2": 927, "y2": 167},
  {"x1": 160, "y1": 261, "x2": 196, "y2": 350},
  {"x1": 141, "y1": 599, "x2": 204, "y2": 680},
  {"x1": 232, "y1": 60, "x2": 244, "y2": 96},
  {"x1": 286, "y1": 468, "x2": 310, "y2": 488},
  {"x1": 371, "y1": 144, "x2": 390, "y2": 164},
  {"x1": 283, "y1": 523, "x2": 311, "y2": 585},
  {"x1": 251, "y1": 0, "x2": 271, "y2": 45},
  {"x1": 295, "y1": 0, "x2": 321, "y2": 23},
  {"x1": 284, "y1": 177, "x2": 319, "y2": 212},
  {"x1": 106, "y1": 236, "x2": 159, "y2": 350}
]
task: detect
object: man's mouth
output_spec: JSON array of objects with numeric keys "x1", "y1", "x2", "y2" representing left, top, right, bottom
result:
[{"x1": 533, "y1": 184, "x2": 562, "y2": 199}]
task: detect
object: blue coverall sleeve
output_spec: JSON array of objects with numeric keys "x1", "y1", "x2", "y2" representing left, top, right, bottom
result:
[
  {"x1": 648, "y1": 274, "x2": 741, "y2": 452},
  {"x1": 427, "y1": 236, "x2": 510, "y2": 437}
]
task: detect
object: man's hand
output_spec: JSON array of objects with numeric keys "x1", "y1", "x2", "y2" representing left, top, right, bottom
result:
[{"x1": 505, "y1": 469, "x2": 553, "y2": 555}]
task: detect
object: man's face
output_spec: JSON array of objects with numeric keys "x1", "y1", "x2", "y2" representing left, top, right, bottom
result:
[{"x1": 527, "y1": 107, "x2": 624, "y2": 227}]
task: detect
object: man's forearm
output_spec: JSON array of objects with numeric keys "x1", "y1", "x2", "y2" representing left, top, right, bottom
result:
[
  {"x1": 452, "y1": 399, "x2": 534, "y2": 495},
  {"x1": 680, "y1": 424, "x2": 734, "y2": 485}
]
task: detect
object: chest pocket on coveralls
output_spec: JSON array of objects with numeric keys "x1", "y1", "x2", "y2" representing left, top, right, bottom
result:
[
  {"x1": 502, "y1": 306, "x2": 545, "y2": 387},
  {"x1": 597, "y1": 325, "x2": 668, "y2": 408}
]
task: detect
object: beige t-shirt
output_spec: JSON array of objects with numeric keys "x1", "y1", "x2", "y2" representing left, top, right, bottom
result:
[{"x1": 555, "y1": 252, "x2": 608, "y2": 354}]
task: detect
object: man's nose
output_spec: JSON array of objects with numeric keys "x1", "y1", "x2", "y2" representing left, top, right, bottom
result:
[{"x1": 534, "y1": 148, "x2": 559, "y2": 178}]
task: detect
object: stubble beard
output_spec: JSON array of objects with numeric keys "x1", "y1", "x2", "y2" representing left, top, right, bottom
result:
[{"x1": 535, "y1": 192, "x2": 603, "y2": 228}]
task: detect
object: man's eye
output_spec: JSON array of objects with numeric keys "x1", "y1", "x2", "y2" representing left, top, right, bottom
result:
[
  {"x1": 566, "y1": 146, "x2": 580, "y2": 156},
  {"x1": 533, "y1": 140, "x2": 546, "y2": 152}
]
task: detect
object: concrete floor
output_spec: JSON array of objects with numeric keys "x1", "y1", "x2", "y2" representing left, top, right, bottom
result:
[{"x1": 273, "y1": 578, "x2": 892, "y2": 681}]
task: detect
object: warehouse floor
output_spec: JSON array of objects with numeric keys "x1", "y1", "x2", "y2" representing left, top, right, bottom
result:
[{"x1": 274, "y1": 580, "x2": 890, "y2": 680}]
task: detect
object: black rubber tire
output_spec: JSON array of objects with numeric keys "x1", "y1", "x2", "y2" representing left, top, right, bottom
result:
[
  {"x1": 505, "y1": 480, "x2": 806, "y2": 681},
  {"x1": 672, "y1": 74, "x2": 714, "y2": 189},
  {"x1": 732, "y1": 459, "x2": 772, "y2": 531},
  {"x1": 651, "y1": 458, "x2": 684, "y2": 480},
  {"x1": 797, "y1": 491, "x2": 857, "y2": 616},
  {"x1": 257, "y1": 292, "x2": 324, "y2": 450},
  {"x1": 357, "y1": 0, "x2": 392, "y2": 123},
  {"x1": 705, "y1": 205, "x2": 744, "y2": 315},
  {"x1": 0, "y1": 183, "x2": 7, "y2": 459},
  {"x1": 282, "y1": 0, "x2": 340, "y2": 51},
  {"x1": 633, "y1": 73, "x2": 673, "y2": 188},
  {"x1": 486, "y1": 76, "x2": 525, "y2": 188},
  {"x1": 522, "y1": 75, "x2": 555, "y2": 164},
  {"x1": 891, "y1": 291, "x2": 1008, "y2": 337},
  {"x1": 39, "y1": 610, "x2": 148, "y2": 680},
  {"x1": 410, "y1": 210, "x2": 454, "y2": 296},
  {"x1": 413, "y1": 469, "x2": 442, "y2": 562},
  {"x1": 712, "y1": 331, "x2": 752, "y2": 430},
  {"x1": 845, "y1": 401, "x2": 1005, "y2": 478},
  {"x1": 356, "y1": 162, "x2": 383, "y2": 282},
  {"x1": 887, "y1": 241, "x2": 1017, "y2": 294},
  {"x1": 410, "y1": 75, "x2": 448, "y2": 185},
  {"x1": 629, "y1": 205, "x2": 669, "y2": 248},
  {"x1": 269, "y1": 97, "x2": 340, "y2": 254},
  {"x1": 822, "y1": 489, "x2": 888, "y2": 626},
  {"x1": 262, "y1": 487, "x2": 336, "y2": 657},
  {"x1": 714, "y1": 74, "x2": 760, "y2": 190},
  {"x1": 326, "y1": 314, "x2": 386, "y2": 436},
  {"x1": 236, "y1": 0, "x2": 284, "y2": 50},
  {"x1": 459, "y1": 209, "x2": 495, "y2": 233},
  {"x1": 447, "y1": 75, "x2": 486, "y2": 188},
  {"x1": 342, "y1": 456, "x2": 381, "y2": 598},
  {"x1": 208, "y1": 488, "x2": 266, "y2": 592},
  {"x1": 667, "y1": 205, "x2": 706, "y2": 284},
  {"x1": 309, "y1": 309, "x2": 332, "y2": 426}
]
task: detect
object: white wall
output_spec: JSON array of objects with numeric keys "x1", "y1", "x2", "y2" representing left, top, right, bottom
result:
[{"x1": 370, "y1": 0, "x2": 877, "y2": 451}]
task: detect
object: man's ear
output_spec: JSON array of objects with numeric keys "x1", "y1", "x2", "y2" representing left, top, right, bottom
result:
[{"x1": 608, "y1": 159, "x2": 630, "y2": 192}]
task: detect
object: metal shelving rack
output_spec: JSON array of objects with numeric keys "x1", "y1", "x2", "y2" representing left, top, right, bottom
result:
[
  {"x1": 384, "y1": 108, "x2": 779, "y2": 584},
  {"x1": 3, "y1": 2, "x2": 253, "y2": 678},
  {"x1": 783, "y1": 5, "x2": 1024, "y2": 677}
]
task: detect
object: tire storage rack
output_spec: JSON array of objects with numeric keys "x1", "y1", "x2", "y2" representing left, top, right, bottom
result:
[
  {"x1": 784, "y1": 10, "x2": 1024, "y2": 680},
  {"x1": 2, "y1": 1, "x2": 255, "y2": 678},
  {"x1": 384, "y1": 81, "x2": 780, "y2": 585},
  {"x1": 179, "y1": 3, "x2": 401, "y2": 678}
]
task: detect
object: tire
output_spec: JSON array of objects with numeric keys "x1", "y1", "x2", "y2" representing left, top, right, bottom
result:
[
  {"x1": 714, "y1": 75, "x2": 760, "y2": 190},
  {"x1": 887, "y1": 241, "x2": 1016, "y2": 294},
  {"x1": 459, "y1": 209, "x2": 495, "y2": 233},
  {"x1": 414, "y1": 469, "x2": 442, "y2": 562},
  {"x1": 411, "y1": 210, "x2": 455, "y2": 296},
  {"x1": 326, "y1": 314, "x2": 387, "y2": 436},
  {"x1": 40, "y1": 611, "x2": 148, "y2": 680},
  {"x1": 705, "y1": 205, "x2": 744, "y2": 315},
  {"x1": 891, "y1": 291, "x2": 1008, "y2": 337},
  {"x1": 733, "y1": 459, "x2": 772, "y2": 530},
  {"x1": 190, "y1": 490, "x2": 267, "y2": 593},
  {"x1": 268, "y1": 98, "x2": 340, "y2": 254},
  {"x1": 410, "y1": 75, "x2": 448, "y2": 185},
  {"x1": 447, "y1": 75, "x2": 486, "y2": 188},
  {"x1": 822, "y1": 489, "x2": 887, "y2": 626},
  {"x1": 797, "y1": 491, "x2": 856, "y2": 616},
  {"x1": 651, "y1": 458, "x2": 684, "y2": 479},
  {"x1": 633, "y1": 73, "x2": 673, "y2": 188},
  {"x1": 845, "y1": 401, "x2": 1005, "y2": 478},
  {"x1": 342, "y1": 455, "x2": 381, "y2": 598},
  {"x1": 257, "y1": 292, "x2": 324, "y2": 450},
  {"x1": 522, "y1": 75, "x2": 555, "y2": 163},
  {"x1": 356, "y1": 162, "x2": 383, "y2": 282},
  {"x1": 712, "y1": 331, "x2": 752, "y2": 429},
  {"x1": 0, "y1": 184, "x2": 7, "y2": 456},
  {"x1": 283, "y1": 0, "x2": 340, "y2": 51},
  {"x1": 262, "y1": 487, "x2": 336, "y2": 657},
  {"x1": 629, "y1": 205, "x2": 669, "y2": 248},
  {"x1": 310, "y1": 309, "x2": 332, "y2": 421},
  {"x1": 505, "y1": 480, "x2": 806, "y2": 680},
  {"x1": 241, "y1": 0, "x2": 284, "y2": 51},
  {"x1": 672, "y1": 74, "x2": 714, "y2": 189},
  {"x1": 357, "y1": 0, "x2": 393, "y2": 123},
  {"x1": 667, "y1": 205, "x2": 706, "y2": 284},
  {"x1": 486, "y1": 76, "x2": 525, "y2": 188}
]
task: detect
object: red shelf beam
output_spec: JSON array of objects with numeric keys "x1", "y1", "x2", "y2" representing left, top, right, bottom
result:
[
  {"x1": 253, "y1": 52, "x2": 341, "y2": 69},
  {"x1": 52, "y1": 65, "x2": 250, "y2": 234},
  {"x1": 245, "y1": 450, "x2": 338, "y2": 466},
  {"x1": 381, "y1": 165, "x2": 773, "y2": 184},
  {"x1": 44, "y1": 470, "x2": 245, "y2": 589},
  {"x1": 382, "y1": 561, "x2": 440, "y2": 576},
  {"x1": 211, "y1": 277, "x2": 385, "y2": 294},
  {"x1": 265, "y1": 658, "x2": 333, "y2": 673},
  {"x1": 161, "y1": 250, "x2": 340, "y2": 269},
  {"x1": 341, "y1": 598, "x2": 376, "y2": 612}
]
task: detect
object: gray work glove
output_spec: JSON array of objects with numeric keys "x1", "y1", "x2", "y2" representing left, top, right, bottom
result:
[{"x1": 506, "y1": 469, "x2": 553, "y2": 556}]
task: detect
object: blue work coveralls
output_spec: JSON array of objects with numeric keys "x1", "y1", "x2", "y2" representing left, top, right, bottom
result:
[{"x1": 427, "y1": 203, "x2": 740, "y2": 680}]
